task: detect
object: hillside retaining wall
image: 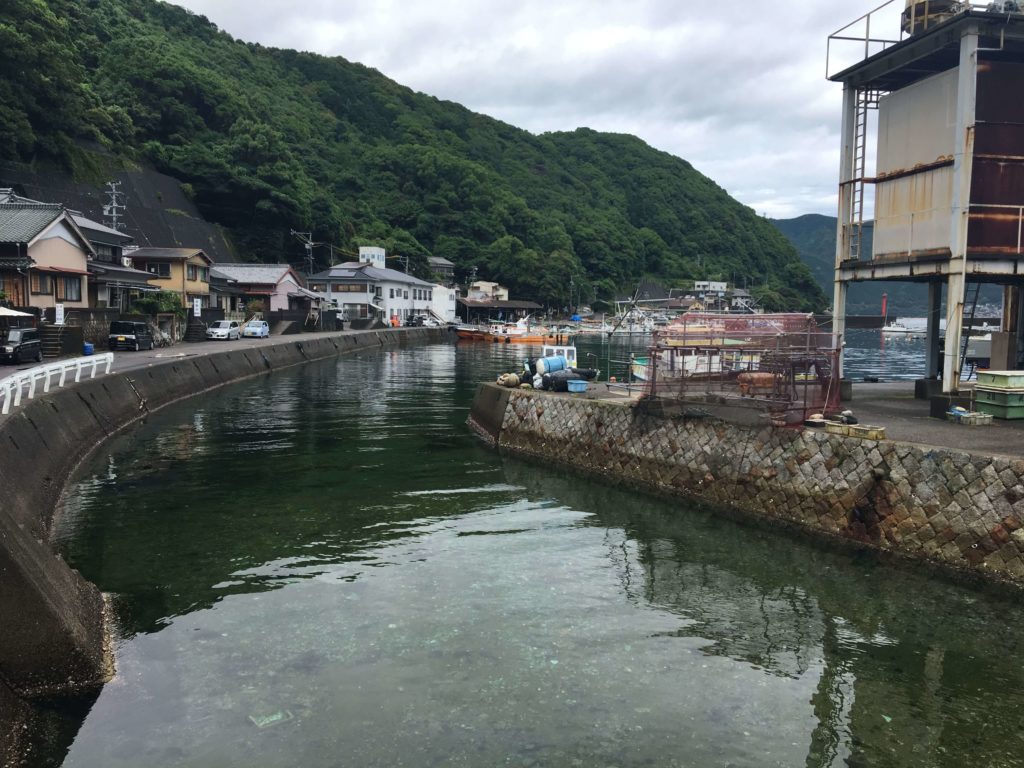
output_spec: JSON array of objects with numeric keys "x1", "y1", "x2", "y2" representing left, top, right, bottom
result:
[{"x1": 471, "y1": 385, "x2": 1024, "y2": 588}]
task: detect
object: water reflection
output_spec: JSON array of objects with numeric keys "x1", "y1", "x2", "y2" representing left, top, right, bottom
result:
[{"x1": 28, "y1": 342, "x2": 1024, "y2": 767}]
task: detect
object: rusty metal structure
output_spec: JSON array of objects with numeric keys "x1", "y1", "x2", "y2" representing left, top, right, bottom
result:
[
  {"x1": 829, "y1": 1, "x2": 1024, "y2": 394},
  {"x1": 640, "y1": 313, "x2": 842, "y2": 426}
]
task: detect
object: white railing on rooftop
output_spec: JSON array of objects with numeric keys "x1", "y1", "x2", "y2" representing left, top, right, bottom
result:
[{"x1": 0, "y1": 353, "x2": 114, "y2": 415}]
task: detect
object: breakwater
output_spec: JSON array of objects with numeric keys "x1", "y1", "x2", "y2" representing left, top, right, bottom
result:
[
  {"x1": 470, "y1": 384, "x2": 1024, "y2": 588},
  {"x1": 0, "y1": 328, "x2": 445, "y2": 765}
]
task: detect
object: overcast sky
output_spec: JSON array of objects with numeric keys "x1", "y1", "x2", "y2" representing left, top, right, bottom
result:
[{"x1": 172, "y1": 1, "x2": 904, "y2": 219}]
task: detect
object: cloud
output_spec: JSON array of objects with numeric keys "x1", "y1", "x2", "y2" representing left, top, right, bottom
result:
[{"x1": 172, "y1": 0, "x2": 897, "y2": 218}]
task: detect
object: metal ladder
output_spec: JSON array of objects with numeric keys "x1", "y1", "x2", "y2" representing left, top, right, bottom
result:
[
  {"x1": 848, "y1": 89, "x2": 881, "y2": 262},
  {"x1": 959, "y1": 282, "x2": 982, "y2": 379}
]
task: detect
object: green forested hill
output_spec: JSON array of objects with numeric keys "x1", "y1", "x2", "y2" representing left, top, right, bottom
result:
[
  {"x1": 770, "y1": 214, "x2": 933, "y2": 314},
  {"x1": 0, "y1": 0, "x2": 825, "y2": 310}
]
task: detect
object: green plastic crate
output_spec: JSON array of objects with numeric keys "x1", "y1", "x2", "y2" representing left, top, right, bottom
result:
[
  {"x1": 977, "y1": 370, "x2": 1024, "y2": 389},
  {"x1": 977, "y1": 388, "x2": 1024, "y2": 407},
  {"x1": 976, "y1": 401, "x2": 1024, "y2": 420}
]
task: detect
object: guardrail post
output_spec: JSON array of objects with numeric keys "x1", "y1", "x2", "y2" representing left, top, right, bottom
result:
[{"x1": 0, "y1": 353, "x2": 117, "y2": 416}]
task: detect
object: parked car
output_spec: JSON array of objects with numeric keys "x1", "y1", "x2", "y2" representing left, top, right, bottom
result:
[
  {"x1": 206, "y1": 320, "x2": 241, "y2": 341},
  {"x1": 405, "y1": 315, "x2": 426, "y2": 327},
  {"x1": 242, "y1": 320, "x2": 270, "y2": 338},
  {"x1": 0, "y1": 327, "x2": 42, "y2": 365},
  {"x1": 108, "y1": 321, "x2": 155, "y2": 352}
]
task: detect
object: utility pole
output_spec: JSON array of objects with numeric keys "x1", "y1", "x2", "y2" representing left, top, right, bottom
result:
[
  {"x1": 290, "y1": 230, "x2": 316, "y2": 277},
  {"x1": 291, "y1": 231, "x2": 319, "y2": 329},
  {"x1": 103, "y1": 181, "x2": 126, "y2": 232}
]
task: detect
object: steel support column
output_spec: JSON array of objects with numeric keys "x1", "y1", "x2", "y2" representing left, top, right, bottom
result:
[
  {"x1": 926, "y1": 281, "x2": 943, "y2": 377},
  {"x1": 833, "y1": 84, "x2": 858, "y2": 376},
  {"x1": 942, "y1": 27, "x2": 979, "y2": 392}
]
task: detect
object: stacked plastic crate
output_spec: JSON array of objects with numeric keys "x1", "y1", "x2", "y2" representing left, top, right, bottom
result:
[{"x1": 976, "y1": 371, "x2": 1024, "y2": 420}]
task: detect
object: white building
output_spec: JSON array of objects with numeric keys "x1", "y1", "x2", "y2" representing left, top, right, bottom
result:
[
  {"x1": 308, "y1": 247, "x2": 443, "y2": 324},
  {"x1": 430, "y1": 284, "x2": 458, "y2": 323},
  {"x1": 694, "y1": 280, "x2": 728, "y2": 294}
]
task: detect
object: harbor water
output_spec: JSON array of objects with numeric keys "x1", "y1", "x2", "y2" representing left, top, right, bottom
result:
[{"x1": 31, "y1": 337, "x2": 1024, "y2": 767}]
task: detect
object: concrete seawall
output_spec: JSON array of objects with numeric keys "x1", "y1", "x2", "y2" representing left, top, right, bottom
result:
[
  {"x1": 0, "y1": 328, "x2": 444, "y2": 718},
  {"x1": 470, "y1": 384, "x2": 1024, "y2": 589}
]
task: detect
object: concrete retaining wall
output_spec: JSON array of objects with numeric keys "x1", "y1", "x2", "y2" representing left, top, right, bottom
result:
[
  {"x1": 472, "y1": 385, "x2": 1024, "y2": 588},
  {"x1": 0, "y1": 328, "x2": 445, "y2": 703}
]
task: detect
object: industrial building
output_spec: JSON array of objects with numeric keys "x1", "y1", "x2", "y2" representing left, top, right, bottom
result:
[{"x1": 830, "y1": 0, "x2": 1024, "y2": 394}]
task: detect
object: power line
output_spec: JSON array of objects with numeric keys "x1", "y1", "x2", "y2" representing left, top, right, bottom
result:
[{"x1": 103, "y1": 181, "x2": 126, "y2": 232}]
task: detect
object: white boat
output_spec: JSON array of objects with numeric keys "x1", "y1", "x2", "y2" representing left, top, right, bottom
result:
[{"x1": 881, "y1": 320, "x2": 924, "y2": 338}]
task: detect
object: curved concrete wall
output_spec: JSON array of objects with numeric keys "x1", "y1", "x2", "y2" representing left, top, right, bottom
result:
[{"x1": 0, "y1": 328, "x2": 445, "y2": 705}]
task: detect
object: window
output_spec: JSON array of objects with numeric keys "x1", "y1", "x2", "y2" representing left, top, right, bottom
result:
[
  {"x1": 199, "y1": 267, "x2": 209, "y2": 283},
  {"x1": 95, "y1": 245, "x2": 115, "y2": 260},
  {"x1": 58, "y1": 276, "x2": 82, "y2": 302},
  {"x1": 310, "y1": 283, "x2": 327, "y2": 293},
  {"x1": 333, "y1": 284, "x2": 363, "y2": 293},
  {"x1": 147, "y1": 262, "x2": 171, "y2": 278},
  {"x1": 429, "y1": 291, "x2": 433, "y2": 301},
  {"x1": 30, "y1": 273, "x2": 53, "y2": 295},
  {"x1": 403, "y1": 291, "x2": 409, "y2": 300},
  {"x1": 389, "y1": 288, "x2": 395, "y2": 299}
]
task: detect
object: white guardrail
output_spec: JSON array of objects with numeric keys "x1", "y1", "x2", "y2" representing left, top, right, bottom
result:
[{"x1": 0, "y1": 353, "x2": 114, "y2": 415}]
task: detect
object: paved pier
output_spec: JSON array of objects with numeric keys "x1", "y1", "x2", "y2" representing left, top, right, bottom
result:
[
  {"x1": 848, "y1": 382, "x2": 1024, "y2": 458},
  {"x1": 587, "y1": 380, "x2": 1024, "y2": 459}
]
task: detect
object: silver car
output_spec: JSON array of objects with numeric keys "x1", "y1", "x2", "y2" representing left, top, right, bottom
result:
[
  {"x1": 242, "y1": 320, "x2": 270, "y2": 338},
  {"x1": 206, "y1": 320, "x2": 241, "y2": 340}
]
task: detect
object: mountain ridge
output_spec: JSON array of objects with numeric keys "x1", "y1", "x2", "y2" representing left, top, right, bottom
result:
[{"x1": 0, "y1": 0, "x2": 825, "y2": 310}]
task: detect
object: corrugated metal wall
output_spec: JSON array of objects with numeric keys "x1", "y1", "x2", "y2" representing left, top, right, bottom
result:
[
  {"x1": 969, "y1": 60, "x2": 1024, "y2": 255},
  {"x1": 874, "y1": 69, "x2": 957, "y2": 258}
]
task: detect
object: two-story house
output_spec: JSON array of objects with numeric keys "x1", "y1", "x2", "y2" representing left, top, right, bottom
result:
[
  {"x1": 74, "y1": 215, "x2": 157, "y2": 312},
  {"x1": 0, "y1": 198, "x2": 94, "y2": 312},
  {"x1": 129, "y1": 247, "x2": 213, "y2": 309},
  {"x1": 209, "y1": 264, "x2": 305, "y2": 313},
  {"x1": 308, "y1": 247, "x2": 438, "y2": 325}
]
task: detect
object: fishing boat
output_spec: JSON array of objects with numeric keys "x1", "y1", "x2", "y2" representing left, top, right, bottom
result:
[{"x1": 456, "y1": 316, "x2": 575, "y2": 344}]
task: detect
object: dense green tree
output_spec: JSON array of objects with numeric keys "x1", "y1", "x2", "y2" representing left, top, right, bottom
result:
[{"x1": 0, "y1": 0, "x2": 826, "y2": 311}]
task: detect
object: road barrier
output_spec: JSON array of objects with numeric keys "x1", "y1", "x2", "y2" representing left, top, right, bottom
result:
[{"x1": 0, "y1": 353, "x2": 114, "y2": 415}]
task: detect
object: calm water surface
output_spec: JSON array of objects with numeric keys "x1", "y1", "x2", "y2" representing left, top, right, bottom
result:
[{"x1": 41, "y1": 339, "x2": 1024, "y2": 767}]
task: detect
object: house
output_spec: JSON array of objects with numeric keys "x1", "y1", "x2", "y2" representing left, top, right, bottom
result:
[
  {"x1": 129, "y1": 247, "x2": 212, "y2": 309},
  {"x1": 468, "y1": 280, "x2": 509, "y2": 301},
  {"x1": 73, "y1": 215, "x2": 157, "y2": 311},
  {"x1": 729, "y1": 288, "x2": 758, "y2": 313},
  {"x1": 428, "y1": 256, "x2": 456, "y2": 287},
  {"x1": 209, "y1": 263, "x2": 305, "y2": 313},
  {"x1": 308, "y1": 247, "x2": 439, "y2": 325},
  {"x1": 0, "y1": 199, "x2": 94, "y2": 312}
]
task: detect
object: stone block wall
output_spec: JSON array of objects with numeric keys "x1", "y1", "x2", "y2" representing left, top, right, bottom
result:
[{"x1": 481, "y1": 386, "x2": 1024, "y2": 587}]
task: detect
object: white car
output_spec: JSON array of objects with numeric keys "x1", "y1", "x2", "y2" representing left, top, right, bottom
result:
[
  {"x1": 206, "y1": 320, "x2": 241, "y2": 340},
  {"x1": 242, "y1": 320, "x2": 270, "y2": 338}
]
